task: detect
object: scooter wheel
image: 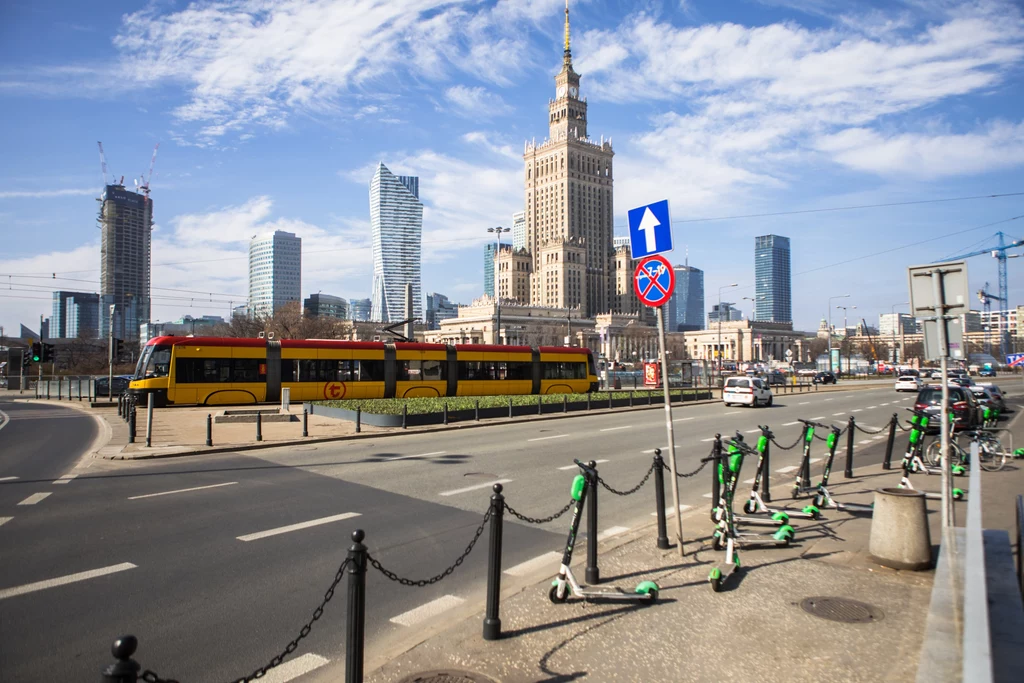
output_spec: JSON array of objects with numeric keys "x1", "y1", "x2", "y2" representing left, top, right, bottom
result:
[
  {"x1": 548, "y1": 585, "x2": 569, "y2": 604},
  {"x1": 743, "y1": 500, "x2": 756, "y2": 514},
  {"x1": 710, "y1": 576, "x2": 723, "y2": 593},
  {"x1": 791, "y1": 487, "x2": 801, "y2": 500},
  {"x1": 712, "y1": 533, "x2": 724, "y2": 551},
  {"x1": 642, "y1": 589, "x2": 658, "y2": 605}
]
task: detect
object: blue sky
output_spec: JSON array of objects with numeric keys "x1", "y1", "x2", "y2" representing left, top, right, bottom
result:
[{"x1": 1, "y1": 0, "x2": 1023, "y2": 337}]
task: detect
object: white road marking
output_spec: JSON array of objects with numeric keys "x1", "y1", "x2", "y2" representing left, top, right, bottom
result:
[
  {"x1": 811, "y1": 416, "x2": 826, "y2": 420},
  {"x1": 782, "y1": 421, "x2": 800, "y2": 426},
  {"x1": 701, "y1": 438, "x2": 715, "y2": 442},
  {"x1": 18, "y1": 493, "x2": 51, "y2": 506},
  {"x1": 385, "y1": 451, "x2": 446, "y2": 462},
  {"x1": 0, "y1": 562, "x2": 136, "y2": 600},
  {"x1": 824, "y1": 399, "x2": 834, "y2": 402},
  {"x1": 600, "y1": 426, "x2": 631, "y2": 432},
  {"x1": 798, "y1": 402, "x2": 809, "y2": 405},
  {"x1": 652, "y1": 504, "x2": 692, "y2": 517},
  {"x1": 237, "y1": 512, "x2": 362, "y2": 542},
  {"x1": 853, "y1": 409, "x2": 863, "y2": 413},
  {"x1": 743, "y1": 478, "x2": 756, "y2": 484},
  {"x1": 810, "y1": 458, "x2": 822, "y2": 464},
  {"x1": 673, "y1": 417, "x2": 695, "y2": 422},
  {"x1": 832, "y1": 413, "x2": 845, "y2": 417},
  {"x1": 0, "y1": 517, "x2": 11, "y2": 528},
  {"x1": 390, "y1": 595, "x2": 465, "y2": 627},
  {"x1": 0, "y1": 476, "x2": 18, "y2": 482},
  {"x1": 702, "y1": 492, "x2": 714, "y2": 498},
  {"x1": 776, "y1": 466, "x2": 798, "y2": 473},
  {"x1": 558, "y1": 459, "x2": 608, "y2": 470},
  {"x1": 598, "y1": 526, "x2": 630, "y2": 541},
  {"x1": 528, "y1": 434, "x2": 569, "y2": 442},
  {"x1": 867, "y1": 406, "x2": 877, "y2": 409},
  {"x1": 881, "y1": 402, "x2": 890, "y2": 406},
  {"x1": 256, "y1": 654, "x2": 329, "y2": 683},
  {"x1": 129, "y1": 482, "x2": 238, "y2": 500},
  {"x1": 53, "y1": 474, "x2": 78, "y2": 485},
  {"x1": 504, "y1": 552, "x2": 562, "y2": 577},
  {"x1": 439, "y1": 479, "x2": 513, "y2": 497},
  {"x1": 642, "y1": 447, "x2": 670, "y2": 454},
  {"x1": 745, "y1": 429, "x2": 760, "y2": 434},
  {"x1": 724, "y1": 411, "x2": 741, "y2": 415},
  {"x1": 0, "y1": 409, "x2": 8, "y2": 433}
]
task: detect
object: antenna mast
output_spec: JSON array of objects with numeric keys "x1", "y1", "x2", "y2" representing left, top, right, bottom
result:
[{"x1": 97, "y1": 141, "x2": 108, "y2": 187}]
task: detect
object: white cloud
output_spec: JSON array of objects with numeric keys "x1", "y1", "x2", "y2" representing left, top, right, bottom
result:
[
  {"x1": 0, "y1": 188, "x2": 98, "y2": 199},
  {"x1": 444, "y1": 86, "x2": 512, "y2": 118}
]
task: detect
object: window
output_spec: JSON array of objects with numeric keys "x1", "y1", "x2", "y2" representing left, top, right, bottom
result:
[
  {"x1": 283, "y1": 358, "x2": 385, "y2": 382},
  {"x1": 542, "y1": 361, "x2": 586, "y2": 380},
  {"x1": 176, "y1": 358, "x2": 265, "y2": 384},
  {"x1": 146, "y1": 346, "x2": 172, "y2": 378}
]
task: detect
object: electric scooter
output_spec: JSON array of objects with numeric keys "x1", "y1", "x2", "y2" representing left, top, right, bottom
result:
[
  {"x1": 741, "y1": 425, "x2": 822, "y2": 521},
  {"x1": 549, "y1": 459, "x2": 660, "y2": 604},
  {"x1": 808, "y1": 424, "x2": 874, "y2": 514},
  {"x1": 899, "y1": 410, "x2": 966, "y2": 501},
  {"x1": 790, "y1": 419, "x2": 835, "y2": 499},
  {"x1": 710, "y1": 434, "x2": 795, "y2": 528}
]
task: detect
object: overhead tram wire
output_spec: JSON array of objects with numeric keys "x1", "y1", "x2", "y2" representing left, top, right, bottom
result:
[{"x1": 0, "y1": 273, "x2": 245, "y2": 299}]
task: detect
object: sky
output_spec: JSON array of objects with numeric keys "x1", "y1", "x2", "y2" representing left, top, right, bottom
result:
[{"x1": 1, "y1": 0, "x2": 1023, "y2": 337}]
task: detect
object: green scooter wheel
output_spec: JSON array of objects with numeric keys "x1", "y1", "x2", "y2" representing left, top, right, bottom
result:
[
  {"x1": 801, "y1": 505, "x2": 820, "y2": 519},
  {"x1": 952, "y1": 488, "x2": 965, "y2": 501},
  {"x1": 548, "y1": 584, "x2": 569, "y2": 604},
  {"x1": 771, "y1": 511, "x2": 790, "y2": 523},
  {"x1": 712, "y1": 532, "x2": 724, "y2": 551}
]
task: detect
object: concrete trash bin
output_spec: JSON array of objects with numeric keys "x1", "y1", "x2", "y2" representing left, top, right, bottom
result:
[{"x1": 869, "y1": 487, "x2": 931, "y2": 570}]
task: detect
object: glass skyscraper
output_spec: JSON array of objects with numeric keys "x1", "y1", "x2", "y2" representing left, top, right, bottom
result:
[
  {"x1": 754, "y1": 234, "x2": 792, "y2": 323},
  {"x1": 98, "y1": 184, "x2": 152, "y2": 342},
  {"x1": 671, "y1": 265, "x2": 705, "y2": 331},
  {"x1": 248, "y1": 230, "x2": 302, "y2": 318},
  {"x1": 484, "y1": 243, "x2": 496, "y2": 298},
  {"x1": 370, "y1": 162, "x2": 423, "y2": 323}
]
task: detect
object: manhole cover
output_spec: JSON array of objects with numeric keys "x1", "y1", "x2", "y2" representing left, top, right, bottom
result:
[
  {"x1": 800, "y1": 597, "x2": 883, "y2": 624},
  {"x1": 396, "y1": 671, "x2": 499, "y2": 683}
]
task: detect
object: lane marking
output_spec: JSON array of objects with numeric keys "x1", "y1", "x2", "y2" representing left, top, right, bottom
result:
[
  {"x1": 782, "y1": 421, "x2": 800, "y2": 426},
  {"x1": 724, "y1": 411, "x2": 741, "y2": 415},
  {"x1": 600, "y1": 426, "x2": 631, "y2": 432},
  {"x1": 129, "y1": 482, "x2": 238, "y2": 500},
  {"x1": 642, "y1": 447, "x2": 669, "y2": 454},
  {"x1": 824, "y1": 399, "x2": 834, "y2": 402},
  {"x1": 673, "y1": 417, "x2": 695, "y2": 422},
  {"x1": 810, "y1": 458, "x2": 822, "y2": 464},
  {"x1": 700, "y1": 438, "x2": 715, "y2": 443},
  {"x1": 390, "y1": 595, "x2": 466, "y2": 627},
  {"x1": 853, "y1": 409, "x2": 863, "y2": 413},
  {"x1": 0, "y1": 476, "x2": 19, "y2": 482},
  {"x1": 558, "y1": 459, "x2": 608, "y2": 471},
  {"x1": 385, "y1": 451, "x2": 446, "y2": 462},
  {"x1": 18, "y1": 493, "x2": 51, "y2": 506},
  {"x1": 744, "y1": 429, "x2": 760, "y2": 434},
  {"x1": 881, "y1": 402, "x2": 890, "y2": 406},
  {"x1": 798, "y1": 402, "x2": 809, "y2": 405},
  {"x1": 439, "y1": 479, "x2": 513, "y2": 497},
  {"x1": 237, "y1": 512, "x2": 362, "y2": 542},
  {"x1": 652, "y1": 504, "x2": 692, "y2": 517},
  {"x1": 257, "y1": 654, "x2": 329, "y2": 683},
  {"x1": 527, "y1": 434, "x2": 569, "y2": 442},
  {"x1": 53, "y1": 474, "x2": 78, "y2": 485},
  {"x1": 504, "y1": 551, "x2": 561, "y2": 577},
  {"x1": 867, "y1": 406, "x2": 877, "y2": 409},
  {"x1": 0, "y1": 409, "x2": 8, "y2": 433},
  {"x1": 776, "y1": 466, "x2": 798, "y2": 473},
  {"x1": 702, "y1": 492, "x2": 714, "y2": 498},
  {"x1": 832, "y1": 413, "x2": 845, "y2": 416},
  {"x1": 598, "y1": 526, "x2": 630, "y2": 541},
  {"x1": 811, "y1": 416, "x2": 826, "y2": 420},
  {"x1": 743, "y1": 478, "x2": 756, "y2": 484},
  {"x1": 0, "y1": 562, "x2": 136, "y2": 600},
  {"x1": 0, "y1": 517, "x2": 11, "y2": 527}
]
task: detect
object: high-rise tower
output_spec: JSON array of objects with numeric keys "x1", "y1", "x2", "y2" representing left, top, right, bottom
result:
[
  {"x1": 523, "y1": 1, "x2": 613, "y2": 317},
  {"x1": 98, "y1": 184, "x2": 152, "y2": 342},
  {"x1": 248, "y1": 230, "x2": 302, "y2": 318},
  {"x1": 754, "y1": 234, "x2": 792, "y2": 323},
  {"x1": 370, "y1": 162, "x2": 423, "y2": 323}
]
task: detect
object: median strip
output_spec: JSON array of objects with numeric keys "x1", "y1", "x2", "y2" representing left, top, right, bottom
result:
[
  {"x1": 237, "y1": 512, "x2": 362, "y2": 542},
  {"x1": 439, "y1": 479, "x2": 513, "y2": 497},
  {"x1": 18, "y1": 493, "x2": 51, "y2": 506},
  {"x1": 390, "y1": 595, "x2": 465, "y2": 627},
  {"x1": 129, "y1": 482, "x2": 238, "y2": 500},
  {"x1": 0, "y1": 562, "x2": 136, "y2": 600}
]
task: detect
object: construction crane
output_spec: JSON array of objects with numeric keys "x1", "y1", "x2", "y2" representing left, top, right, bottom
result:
[
  {"x1": 976, "y1": 282, "x2": 1005, "y2": 356},
  {"x1": 942, "y1": 231, "x2": 1024, "y2": 355},
  {"x1": 139, "y1": 143, "x2": 160, "y2": 198},
  {"x1": 97, "y1": 141, "x2": 108, "y2": 188},
  {"x1": 860, "y1": 318, "x2": 880, "y2": 363}
]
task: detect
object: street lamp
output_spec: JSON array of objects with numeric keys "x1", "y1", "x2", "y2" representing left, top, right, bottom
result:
[
  {"x1": 717, "y1": 283, "x2": 738, "y2": 380},
  {"x1": 487, "y1": 226, "x2": 510, "y2": 344},
  {"x1": 891, "y1": 302, "x2": 909, "y2": 370},
  {"x1": 827, "y1": 294, "x2": 850, "y2": 373},
  {"x1": 836, "y1": 304, "x2": 856, "y2": 375}
]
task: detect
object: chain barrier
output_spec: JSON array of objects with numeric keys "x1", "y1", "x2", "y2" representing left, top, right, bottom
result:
[
  {"x1": 674, "y1": 457, "x2": 710, "y2": 479},
  {"x1": 504, "y1": 499, "x2": 574, "y2": 524},
  {"x1": 896, "y1": 419, "x2": 912, "y2": 431},
  {"x1": 813, "y1": 432, "x2": 829, "y2": 441},
  {"x1": 141, "y1": 558, "x2": 354, "y2": 683},
  {"x1": 771, "y1": 434, "x2": 803, "y2": 451},
  {"x1": 598, "y1": 462, "x2": 655, "y2": 496},
  {"x1": 854, "y1": 422, "x2": 889, "y2": 435},
  {"x1": 368, "y1": 508, "x2": 490, "y2": 586}
]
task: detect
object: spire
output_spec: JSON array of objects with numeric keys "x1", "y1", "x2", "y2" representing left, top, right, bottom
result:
[{"x1": 563, "y1": 0, "x2": 571, "y2": 63}]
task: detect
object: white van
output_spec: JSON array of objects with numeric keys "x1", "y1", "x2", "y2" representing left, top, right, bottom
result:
[{"x1": 723, "y1": 376, "x2": 773, "y2": 407}]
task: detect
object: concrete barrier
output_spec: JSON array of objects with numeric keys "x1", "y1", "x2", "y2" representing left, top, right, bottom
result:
[{"x1": 869, "y1": 487, "x2": 931, "y2": 570}]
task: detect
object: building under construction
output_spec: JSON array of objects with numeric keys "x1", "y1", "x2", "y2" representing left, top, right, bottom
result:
[{"x1": 98, "y1": 183, "x2": 152, "y2": 343}]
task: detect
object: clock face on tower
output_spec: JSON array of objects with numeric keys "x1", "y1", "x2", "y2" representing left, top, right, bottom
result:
[
  {"x1": 557, "y1": 85, "x2": 567, "y2": 98},
  {"x1": 569, "y1": 86, "x2": 578, "y2": 97}
]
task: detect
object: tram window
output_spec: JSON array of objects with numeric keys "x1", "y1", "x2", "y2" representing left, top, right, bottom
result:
[
  {"x1": 397, "y1": 360, "x2": 421, "y2": 381},
  {"x1": 176, "y1": 358, "x2": 263, "y2": 383},
  {"x1": 356, "y1": 359, "x2": 385, "y2": 382},
  {"x1": 543, "y1": 362, "x2": 587, "y2": 380},
  {"x1": 506, "y1": 361, "x2": 531, "y2": 380},
  {"x1": 422, "y1": 360, "x2": 443, "y2": 381}
]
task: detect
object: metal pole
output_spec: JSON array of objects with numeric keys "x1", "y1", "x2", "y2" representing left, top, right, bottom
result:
[
  {"x1": 345, "y1": 530, "x2": 367, "y2": 683},
  {"x1": 256, "y1": 410, "x2": 263, "y2": 442},
  {"x1": 355, "y1": 406, "x2": 361, "y2": 433},
  {"x1": 402, "y1": 404, "x2": 408, "y2": 429},
  {"x1": 711, "y1": 434, "x2": 722, "y2": 510},
  {"x1": 931, "y1": 270, "x2": 952, "y2": 530},
  {"x1": 585, "y1": 460, "x2": 600, "y2": 583},
  {"x1": 475, "y1": 399, "x2": 480, "y2": 421},
  {"x1": 206, "y1": 414, "x2": 213, "y2": 447},
  {"x1": 656, "y1": 306, "x2": 685, "y2": 556},
  {"x1": 302, "y1": 408, "x2": 308, "y2": 437},
  {"x1": 845, "y1": 416, "x2": 855, "y2": 478},
  {"x1": 108, "y1": 304, "x2": 115, "y2": 404},
  {"x1": 762, "y1": 432, "x2": 772, "y2": 503},
  {"x1": 883, "y1": 413, "x2": 897, "y2": 470},
  {"x1": 145, "y1": 393, "x2": 153, "y2": 448},
  {"x1": 483, "y1": 484, "x2": 505, "y2": 640},
  {"x1": 653, "y1": 452, "x2": 670, "y2": 550},
  {"x1": 128, "y1": 405, "x2": 136, "y2": 444}
]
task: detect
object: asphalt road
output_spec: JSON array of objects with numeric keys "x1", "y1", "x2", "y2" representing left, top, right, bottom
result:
[{"x1": 0, "y1": 385, "x2": 977, "y2": 682}]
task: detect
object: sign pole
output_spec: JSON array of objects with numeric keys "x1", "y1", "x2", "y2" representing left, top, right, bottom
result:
[
  {"x1": 656, "y1": 305, "x2": 685, "y2": 556},
  {"x1": 930, "y1": 270, "x2": 952, "y2": 531}
]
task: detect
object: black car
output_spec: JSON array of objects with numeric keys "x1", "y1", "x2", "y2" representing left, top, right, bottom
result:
[
  {"x1": 813, "y1": 371, "x2": 837, "y2": 385},
  {"x1": 95, "y1": 375, "x2": 132, "y2": 397},
  {"x1": 914, "y1": 385, "x2": 981, "y2": 429}
]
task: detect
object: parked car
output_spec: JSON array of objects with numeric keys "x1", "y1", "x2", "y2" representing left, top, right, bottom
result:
[
  {"x1": 765, "y1": 370, "x2": 787, "y2": 386},
  {"x1": 979, "y1": 367, "x2": 997, "y2": 377},
  {"x1": 894, "y1": 375, "x2": 922, "y2": 392},
  {"x1": 930, "y1": 370, "x2": 943, "y2": 380},
  {"x1": 723, "y1": 376, "x2": 773, "y2": 407},
  {"x1": 914, "y1": 385, "x2": 982, "y2": 430},
  {"x1": 970, "y1": 385, "x2": 1006, "y2": 413},
  {"x1": 95, "y1": 375, "x2": 132, "y2": 397},
  {"x1": 813, "y1": 371, "x2": 837, "y2": 385},
  {"x1": 948, "y1": 375, "x2": 974, "y2": 388}
]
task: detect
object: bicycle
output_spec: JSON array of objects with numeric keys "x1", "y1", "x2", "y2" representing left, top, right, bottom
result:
[{"x1": 925, "y1": 430, "x2": 1007, "y2": 472}]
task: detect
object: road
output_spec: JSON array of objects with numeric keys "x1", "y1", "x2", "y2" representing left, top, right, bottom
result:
[{"x1": 0, "y1": 385, "x2": 930, "y2": 681}]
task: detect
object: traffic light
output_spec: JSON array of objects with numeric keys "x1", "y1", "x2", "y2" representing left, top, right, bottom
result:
[
  {"x1": 22, "y1": 348, "x2": 30, "y2": 369},
  {"x1": 112, "y1": 338, "x2": 125, "y2": 362},
  {"x1": 40, "y1": 343, "x2": 54, "y2": 363},
  {"x1": 30, "y1": 342, "x2": 41, "y2": 363}
]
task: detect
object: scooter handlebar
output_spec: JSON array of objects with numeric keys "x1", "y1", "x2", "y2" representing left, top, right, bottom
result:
[{"x1": 573, "y1": 458, "x2": 598, "y2": 477}]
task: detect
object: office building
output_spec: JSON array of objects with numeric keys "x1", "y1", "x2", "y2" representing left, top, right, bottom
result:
[
  {"x1": 484, "y1": 243, "x2": 497, "y2": 298},
  {"x1": 612, "y1": 236, "x2": 630, "y2": 250},
  {"x1": 708, "y1": 303, "x2": 743, "y2": 325},
  {"x1": 425, "y1": 293, "x2": 459, "y2": 329},
  {"x1": 248, "y1": 230, "x2": 302, "y2": 318},
  {"x1": 304, "y1": 293, "x2": 348, "y2": 319},
  {"x1": 754, "y1": 234, "x2": 792, "y2": 323},
  {"x1": 370, "y1": 162, "x2": 423, "y2": 323},
  {"x1": 350, "y1": 298, "x2": 372, "y2": 322},
  {"x1": 671, "y1": 264, "x2": 704, "y2": 332},
  {"x1": 511, "y1": 211, "x2": 526, "y2": 251},
  {"x1": 878, "y1": 313, "x2": 916, "y2": 337},
  {"x1": 51, "y1": 291, "x2": 100, "y2": 338},
  {"x1": 140, "y1": 315, "x2": 225, "y2": 344},
  {"x1": 98, "y1": 184, "x2": 152, "y2": 342}
]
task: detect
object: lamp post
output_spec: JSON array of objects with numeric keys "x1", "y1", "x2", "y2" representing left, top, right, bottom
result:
[
  {"x1": 487, "y1": 226, "x2": 510, "y2": 344},
  {"x1": 743, "y1": 295, "x2": 764, "y2": 361},
  {"x1": 836, "y1": 304, "x2": 855, "y2": 375},
  {"x1": 890, "y1": 302, "x2": 909, "y2": 370},
  {"x1": 717, "y1": 283, "x2": 738, "y2": 380},
  {"x1": 827, "y1": 294, "x2": 850, "y2": 374}
]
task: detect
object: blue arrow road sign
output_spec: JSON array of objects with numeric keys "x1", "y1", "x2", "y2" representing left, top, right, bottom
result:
[
  {"x1": 627, "y1": 199, "x2": 672, "y2": 260},
  {"x1": 1007, "y1": 353, "x2": 1024, "y2": 367}
]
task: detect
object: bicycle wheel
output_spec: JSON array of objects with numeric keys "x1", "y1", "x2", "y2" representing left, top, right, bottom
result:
[
  {"x1": 924, "y1": 440, "x2": 945, "y2": 468},
  {"x1": 977, "y1": 437, "x2": 1006, "y2": 472}
]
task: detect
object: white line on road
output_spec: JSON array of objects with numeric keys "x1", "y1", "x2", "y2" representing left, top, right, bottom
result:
[
  {"x1": 745, "y1": 429, "x2": 760, "y2": 434},
  {"x1": 798, "y1": 402, "x2": 809, "y2": 405},
  {"x1": 702, "y1": 492, "x2": 714, "y2": 498},
  {"x1": 0, "y1": 476, "x2": 18, "y2": 482},
  {"x1": 700, "y1": 438, "x2": 715, "y2": 442},
  {"x1": 881, "y1": 402, "x2": 890, "y2": 406},
  {"x1": 558, "y1": 460, "x2": 608, "y2": 470},
  {"x1": 504, "y1": 552, "x2": 561, "y2": 577},
  {"x1": 776, "y1": 466, "x2": 798, "y2": 473},
  {"x1": 237, "y1": 512, "x2": 362, "y2": 542},
  {"x1": 853, "y1": 409, "x2": 863, "y2": 413},
  {"x1": 867, "y1": 406, "x2": 877, "y2": 409},
  {"x1": 743, "y1": 478, "x2": 756, "y2": 484},
  {"x1": 0, "y1": 562, "x2": 136, "y2": 600},
  {"x1": 0, "y1": 409, "x2": 8, "y2": 433},
  {"x1": 599, "y1": 426, "x2": 632, "y2": 432},
  {"x1": 129, "y1": 482, "x2": 238, "y2": 500},
  {"x1": 0, "y1": 517, "x2": 11, "y2": 528},
  {"x1": 811, "y1": 416, "x2": 826, "y2": 420},
  {"x1": 824, "y1": 399, "x2": 834, "y2": 402},
  {"x1": 598, "y1": 526, "x2": 631, "y2": 541},
  {"x1": 18, "y1": 493, "x2": 51, "y2": 506},
  {"x1": 440, "y1": 479, "x2": 513, "y2": 497},
  {"x1": 652, "y1": 504, "x2": 692, "y2": 517},
  {"x1": 385, "y1": 451, "x2": 446, "y2": 462},
  {"x1": 810, "y1": 458, "x2": 822, "y2": 464},
  {"x1": 832, "y1": 413, "x2": 845, "y2": 416},
  {"x1": 527, "y1": 434, "x2": 569, "y2": 442},
  {"x1": 782, "y1": 421, "x2": 800, "y2": 426},
  {"x1": 642, "y1": 447, "x2": 669, "y2": 454},
  {"x1": 724, "y1": 411, "x2": 741, "y2": 415},
  {"x1": 53, "y1": 474, "x2": 78, "y2": 485},
  {"x1": 390, "y1": 595, "x2": 465, "y2": 627},
  {"x1": 673, "y1": 417, "x2": 695, "y2": 423},
  {"x1": 256, "y1": 654, "x2": 329, "y2": 683}
]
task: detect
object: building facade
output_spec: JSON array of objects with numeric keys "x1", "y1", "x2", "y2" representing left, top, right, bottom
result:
[
  {"x1": 671, "y1": 264, "x2": 704, "y2": 332},
  {"x1": 754, "y1": 234, "x2": 792, "y2": 323},
  {"x1": 304, "y1": 293, "x2": 349, "y2": 319},
  {"x1": 350, "y1": 298, "x2": 372, "y2": 322},
  {"x1": 51, "y1": 291, "x2": 100, "y2": 339},
  {"x1": 496, "y1": 246, "x2": 532, "y2": 304},
  {"x1": 483, "y1": 243, "x2": 497, "y2": 298},
  {"x1": 511, "y1": 211, "x2": 526, "y2": 251},
  {"x1": 248, "y1": 230, "x2": 302, "y2": 318},
  {"x1": 370, "y1": 162, "x2": 423, "y2": 323},
  {"x1": 98, "y1": 184, "x2": 152, "y2": 342},
  {"x1": 425, "y1": 292, "x2": 459, "y2": 329},
  {"x1": 709, "y1": 302, "x2": 742, "y2": 324}
]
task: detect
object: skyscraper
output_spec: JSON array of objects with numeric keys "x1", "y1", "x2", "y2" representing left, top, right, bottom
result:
[
  {"x1": 304, "y1": 293, "x2": 348, "y2": 319},
  {"x1": 248, "y1": 230, "x2": 302, "y2": 318},
  {"x1": 668, "y1": 264, "x2": 704, "y2": 331},
  {"x1": 349, "y1": 298, "x2": 372, "y2": 322},
  {"x1": 52, "y1": 291, "x2": 100, "y2": 338},
  {"x1": 511, "y1": 211, "x2": 526, "y2": 251},
  {"x1": 425, "y1": 292, "x2": 459, "y2": 329},
  {"x1": 754, "y1": 234, "x2": 792, "y2": 323},
  {"x1": 98, "y1": 184, "x2": 152, "y2": 342},
  {"x1": 484, "y1": 243, "x2": 497, "y2": 298},
  {"x1": 523, "y1": 2, "x2": 613, "y2": 317},
  {"x1": 370, "y1": 162, "x2": 423, "y2": 323}
]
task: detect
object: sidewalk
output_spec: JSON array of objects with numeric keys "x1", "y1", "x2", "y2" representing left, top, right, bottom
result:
[{"x1": 357, "y1": 416, "x2": 1024, "y2": 683}]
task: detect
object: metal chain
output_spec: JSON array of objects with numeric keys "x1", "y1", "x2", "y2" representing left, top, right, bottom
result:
[
  {"x1": 813, "y1": 431, "x2": 829, "y2": 441},
  {"x1": 854, "y1": 422, "x2": 889, "y2": 435},
  {"x1": 896, "y1": 419, "x2": 912, "y2": 432},
  {"x1": 673, "y1": 458, "x2": 710, "y2": 479},
  {"x1": 598, "y1": 462, "x2": 655, "y2": 496},
  {"x1": 771, "y1": 434, "x2": 803, "y2": 451},
  {"x1": 368, "y1": 508, "x2": 490, "y2": 586},
  {"x1": 504, "y1": 499, "x2": 574, "y2": 524}
]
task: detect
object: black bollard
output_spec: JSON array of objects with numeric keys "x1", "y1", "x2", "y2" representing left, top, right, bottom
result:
[
  {"x1": 443, "y1": 402, "x2": 449, "y2": 425},
  {"x1": 58, "y1": 377, "x2": 62, "y2": 400},
  {"x1": 206, "y1": 414, "x2": 213, "y2": 447},
  {"x1": 629, "y1": 390, "x2": 634, "y2": 407},
  {"x1": 355, "y1": 406, "x2": 361, "y2": 433},
  {"x1": 537, "y1": 394, "x2": 542, "y2": 415},
  {"x1": 608, "y1": 392, "x2": 613, "y2": 409},
  {"x1": 118, "y1": 393, "x2": 123, "y2": 418},
  {"x1": 46, "y1": 379, "x2": 50, "y2": 400},
  {"x1": 711, "y1": 434, "x2": 722, "y2": 508},
  {"x1": 648, "y1": 390, "x2": 652, "y2": 406},
  {"x1": 845, "y1": 416, "x2": 855, "y2": 478},
  {"x1": 256, "y1": 411, "x2": 263, "y2": 442},
  {"x1": 302, "y1": 408, "x2": 308, "y2": 437},
  {"x1": 483, "y1": 483, "x2": 505, "y2": 641},
  {"x1": 653, "y1": 451, "x2": 670, "y2": 550},
  {"x1": 587, "y1": 392, "x2": 591, "y2": 411},
  {"x1": 508, "y1": 396, "x2": 513, "y2": 419},
  {"x1": 128, "y1": 406, "x2": 136, "y2": 444},
  {"x1": 585, "y1": 460, "x2": 600, "y2": 584},
  {"x1": 883, "y1": 413, "x2": 897, "y2": 470},
  {"x1": 762, "y1": 430, "x2": 772, "y2": 503},
  {"x1": 402, "y1": 404, "x2": 408, "y2": 429},
  {"x1": 475, "y1": 400, "x2": 480, "y2": 421},
  {"x1": 101, "y1": 635, "x2": 141, "y2": 682},
  {"x1": 346, "y1": 530, "x2": 367, "y2": 683},
  {"x1": 563, "y1": 395, "x2": 568, "y2": 413},
  {"x1": 79, "y1": 379, "x2": 83, "y2": 401}
]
